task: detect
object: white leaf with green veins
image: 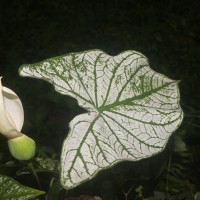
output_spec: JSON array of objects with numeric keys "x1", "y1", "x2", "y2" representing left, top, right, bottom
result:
[{"x1": 19, "y1": 50, "x2": 183, "y2": 189}]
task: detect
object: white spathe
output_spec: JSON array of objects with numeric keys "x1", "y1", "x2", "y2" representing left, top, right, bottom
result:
[
  {"x1": 0, "y1": 77, "x2": 35, "y2": 160},
  {"x1": 0, "y1": 77, "x2": 23, "y2": 138}
]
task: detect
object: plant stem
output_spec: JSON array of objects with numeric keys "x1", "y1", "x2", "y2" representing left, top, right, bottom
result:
[
  {"x1": 166, "y1": 152, "x2": 171, "y2": 197},
  {"x1": 27, "y1": 162, "x2": 46, "y2": 200}
]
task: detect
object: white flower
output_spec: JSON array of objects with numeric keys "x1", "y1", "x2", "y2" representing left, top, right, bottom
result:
[{"x1": 0, "y1": 77, "x2": 35, "y2": 160}]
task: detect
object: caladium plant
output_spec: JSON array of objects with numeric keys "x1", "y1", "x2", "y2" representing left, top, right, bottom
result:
[{"x1": 19, "y1": 49, "x2": 183, "y2": 189}]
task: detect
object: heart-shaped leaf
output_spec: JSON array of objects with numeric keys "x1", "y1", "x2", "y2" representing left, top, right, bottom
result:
[
  {"x1": 0, "y1": 174, "x2": 45, "y2": 200},
  {"x1": 19, "y1": 50, "x2": 183, "y2": 189}
]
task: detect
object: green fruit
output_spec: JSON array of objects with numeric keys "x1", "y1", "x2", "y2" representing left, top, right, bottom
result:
[{"x1": 8, "y1": 134, "x2": 36, "y2": 160}]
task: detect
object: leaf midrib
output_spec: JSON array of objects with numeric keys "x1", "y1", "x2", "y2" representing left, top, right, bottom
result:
[
  {"x1": 98, "y1": 81, "x2": 177, "y2": 112},
  {"x1": 67, "y1": 114, "x2": 101, "y2": 182}
]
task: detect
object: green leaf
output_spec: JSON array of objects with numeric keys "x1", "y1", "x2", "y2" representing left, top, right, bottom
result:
[
  {"x1": 19, "y1": 49, "x2": 183, "y2": 189},
  {"x1": 36, "y1": 157, "x2": 60, "y2": 171},
  {"x1": 0, "y1": 174, "x2": 45, "y2": 200}
]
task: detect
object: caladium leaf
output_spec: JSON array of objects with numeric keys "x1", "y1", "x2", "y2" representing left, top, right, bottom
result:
[
  {"x1": 19, "y1": 50, "x2": 183, "y2": 189},
  {"x1": 0, "y1": 174, "x2": 45, "y2": 200}
]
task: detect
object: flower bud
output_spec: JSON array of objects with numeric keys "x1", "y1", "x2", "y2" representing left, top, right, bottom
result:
[{"x1": 8, "y1": 134, "x2": 36, "y2": 160}]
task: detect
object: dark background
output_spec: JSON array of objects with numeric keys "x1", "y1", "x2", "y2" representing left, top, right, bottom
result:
[{"x1": 0, "y1": 0, "x2": 199, "y2": 199}]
